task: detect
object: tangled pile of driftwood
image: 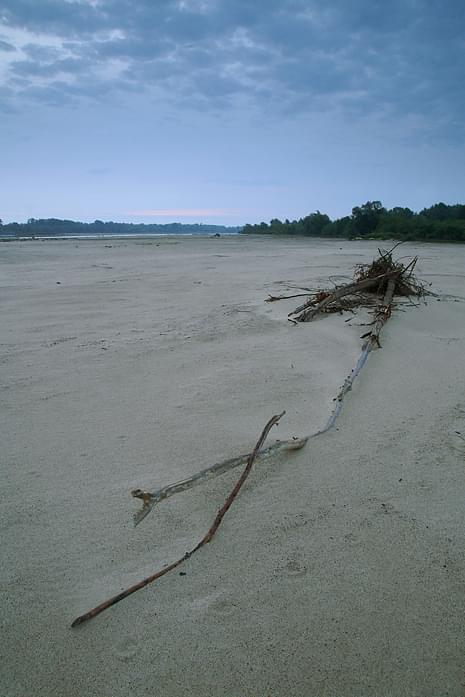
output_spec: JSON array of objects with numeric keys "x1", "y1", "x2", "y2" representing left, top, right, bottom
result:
[
  {"x1": 268, "y1": 244, "x2": 427, "y2": 325},
  {"x1": 267, "y1": 245, "x2": 429, "y2": 354},
  {"x1": 71, "y1": 245, "x2": 428, "y2": 627}
]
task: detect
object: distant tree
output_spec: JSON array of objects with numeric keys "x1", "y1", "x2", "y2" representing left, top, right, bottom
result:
[
  {"x1": 420, "y1": 202, "x2": 449, "y2": 221},
  {"x1": 301, "y1": 211, "x2": 331, "y2": 236},
  {"x1": 351, "y1": 201, "x2": 386, "y2": 236},
  {"x1": 321, "y1": 216, "x2": 352, "y2": 237},
  {"x1": 269, "y1": 218, "x2": 284, "y2": 234},
  {"x1": 421, "y1": 202, "x2": 465, "y2": 222},
  {"x1": 391, "y1": 207, "x2": 414, "y2": 218}
]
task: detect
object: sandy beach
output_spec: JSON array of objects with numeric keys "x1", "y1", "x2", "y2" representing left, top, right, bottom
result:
[{"x1": 1, "y1": 235, "x2": 464, "y2": 696}]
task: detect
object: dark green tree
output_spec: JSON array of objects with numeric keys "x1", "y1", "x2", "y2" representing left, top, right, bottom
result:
[{"x1": 351, "y1": 201, "x2": 386, "y2": 236}]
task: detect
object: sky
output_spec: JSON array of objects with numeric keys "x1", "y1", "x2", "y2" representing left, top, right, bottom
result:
[{"x1": 1, "y1": 0, "x2": 465, "y2": 225}]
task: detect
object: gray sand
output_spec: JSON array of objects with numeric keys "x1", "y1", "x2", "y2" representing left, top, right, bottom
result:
[{"x1": 1, "y1": 236, "x2": 464, "y2": 696}]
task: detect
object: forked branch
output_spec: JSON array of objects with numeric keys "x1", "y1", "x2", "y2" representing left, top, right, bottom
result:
[{"x1": 71, "y1": 412, "x2": 285, "y2": 627}]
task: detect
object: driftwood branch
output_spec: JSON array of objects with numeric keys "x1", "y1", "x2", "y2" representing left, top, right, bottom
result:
[
  {"x1": 291, "y1": 290, "x2": 332, "y2": 315},
  {"x1": 316, "y1": 275, "x2": 400, "y2": 432},
  {"x1": 131, "y1": 435, "x2": 308, "y2": 526},
  {"x1": 290, "y1": 273, "x2": 393, "y2": 322},
  {"x1": 363, "y1": 276, "x2": 397, "y2": 349},
  {"x1": 193, "y1": 411, "x2": 284, "y2": 545},
  {"x1": 71, "y1": 412, "x2": 285, "y2": 627},
  {"x1": 130, "y1": 274, "x2": 399, "y2": 528},
  {"x1": 131, "y1": 253, "x2": 425, "y2": 524}
]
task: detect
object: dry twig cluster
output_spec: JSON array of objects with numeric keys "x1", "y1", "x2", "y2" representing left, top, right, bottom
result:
[{"x1": 284, "y1": 244, "x2": 428, "y2": 324}]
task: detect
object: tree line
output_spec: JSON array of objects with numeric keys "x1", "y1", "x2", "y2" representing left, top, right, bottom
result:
[
  {"x1": 241, "y1": 202, "x2": 465, "y2": 241},
  {"x1": 2, "y1": 203, "x2": 465, "y2": 241},
  {"x1": 0, "y1": 218, "x2": 240, "y2": 237}
]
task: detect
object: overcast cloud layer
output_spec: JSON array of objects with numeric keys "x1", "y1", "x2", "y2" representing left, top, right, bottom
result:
[{"x1": 1, "y1": 0, "x2": 464, "y2": 223}]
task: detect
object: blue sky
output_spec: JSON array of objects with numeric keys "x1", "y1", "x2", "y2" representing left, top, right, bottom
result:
[{"x1": 1, "y1": 0, "x2": 464, "y2": 225}]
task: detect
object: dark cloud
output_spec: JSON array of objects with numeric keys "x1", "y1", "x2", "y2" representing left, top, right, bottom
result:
[
  {"x1": 1, "y1": 0, "x2": 464, "y2": 137},
  {"x1": 21, "y1": 43, "x2": 63, "y2": 61},
  {"x1": 10, "y1": 55, "x2": 92, "y2": 79},
  {"x1": 0, "y1": 39, "x2": 16, "y2": 51},
  {"x1": 0, "y1": 0, "x2": 107, "y2": 35}
]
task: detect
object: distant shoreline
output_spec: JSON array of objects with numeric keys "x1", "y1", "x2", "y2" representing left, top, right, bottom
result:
[
  {"x1": 2, "y1": 232, "x2": 464, "y2": 245},
  {"x1": 0, "y1": 231, "x2": 240, "y2": 241}
]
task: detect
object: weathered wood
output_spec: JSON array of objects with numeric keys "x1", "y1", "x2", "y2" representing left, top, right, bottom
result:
[
  {"x1": 131, "y1": 270, "x2": 407, "y2": 526},
  {"x1": 313, "y1": 275, "x2": 400, "y2": 432},
  {"x1": 132, "y1": 435, "x2": 308, "y2": 526},
  {"x1": 71, "y1": 413, "x2": 285, "y2": 627},
  {"x1": 292, "y1": 273, "x2": 393, "y2": 322},
  {"x1": 290, "y1": 291, "x2": 330, "y2": 315},
  {"x1": 364, "y1": 275, "x2": 398, "y2": 349},
  {"x1": 193, "y1": 411, "x2": 285, "y2": 546}
]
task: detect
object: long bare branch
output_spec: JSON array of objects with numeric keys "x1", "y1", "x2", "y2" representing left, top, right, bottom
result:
[{"x1": 71, "y1": 412, "x2": 285, "y2": 627}]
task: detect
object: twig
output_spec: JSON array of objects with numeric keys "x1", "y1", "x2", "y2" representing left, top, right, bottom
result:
[
  {"x1": 71, "y1": 412, "x2": 285, "y2": 627},
  {"x1": 385, "y1": 240, "x2": 405, "y2": 255},
  {"x1": 266, "y1": 292, "x2": 311, "y2": 302}
]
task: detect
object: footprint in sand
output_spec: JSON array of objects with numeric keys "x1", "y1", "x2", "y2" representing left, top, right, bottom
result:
[
  {"x1": 282, "y1": 558, "x2": 308, "y2": 578},
  {"x1": 204, "y1": 594, "x2": 238, "y2": 617},
  {"x1": 113, "y1": 636, "x2": 140, "y2": 662}
]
